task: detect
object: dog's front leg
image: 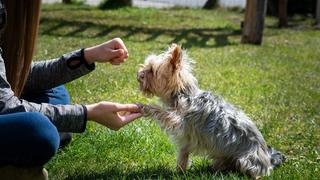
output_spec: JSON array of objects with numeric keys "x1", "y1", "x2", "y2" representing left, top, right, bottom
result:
[
  {"x1": 176, "y1": 145, "x2": 190, "y2": 172},
  {"x1": 139, "y1": 104, "x2": 182, "y2": 130}
]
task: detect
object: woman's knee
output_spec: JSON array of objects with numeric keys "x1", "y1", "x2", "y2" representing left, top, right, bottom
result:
[
  {"x1": 25, "y1": 113, "x2": 60, "y2": 162},
  {"x1": 0, "y1": 112, "x2": 60, "y2": 166},
  {"x1": 21, "y1": 85, "x2": 71, "y2": 105},
  {"x1": 50, "y1": 85, "x2": 71, "y2": 105}
]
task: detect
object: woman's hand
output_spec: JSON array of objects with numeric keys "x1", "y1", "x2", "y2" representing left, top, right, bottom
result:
[
  {"x1": 84, "y1": 38, "x2": 129, "y2": 65},
  {"x1": 85, "y1": 102, "x2": 142, "y2": 131}
]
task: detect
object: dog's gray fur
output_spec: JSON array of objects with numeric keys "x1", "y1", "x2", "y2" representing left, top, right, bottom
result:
[{"x1": 138, "y1": 44, "x2": 285, "y2": 178}]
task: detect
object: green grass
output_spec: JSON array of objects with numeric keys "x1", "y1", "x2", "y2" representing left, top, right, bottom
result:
[{"x1": 37, "y1": 4, "x2": 320, "y2": 179}]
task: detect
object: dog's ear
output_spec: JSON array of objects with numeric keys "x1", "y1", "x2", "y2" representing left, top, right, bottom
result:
[{"x1": 169, "y1": 44, "x2": 182, "y2": 70}]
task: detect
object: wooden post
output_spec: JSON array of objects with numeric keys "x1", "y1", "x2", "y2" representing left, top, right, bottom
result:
[
  {"x1": 241, "y1": 0, "x2": 268, "y2": 45},
  {"x1": 316, "y1": 0, "x2": 320, "y2": 26},
  {"x1": 278, "y1": 0, "x2": 288, "y2": 27}
]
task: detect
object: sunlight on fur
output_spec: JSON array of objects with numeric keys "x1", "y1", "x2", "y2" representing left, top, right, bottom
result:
[{"x1": 137, "y1": 44, "x2": 286, "y2": 178}]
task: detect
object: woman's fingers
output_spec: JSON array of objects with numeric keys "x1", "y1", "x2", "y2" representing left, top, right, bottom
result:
[
  {"x1": 110, "y1": 49, "x2": 125, "y2": 59},
  {"x1": 113, "y1": 38, "x2": 128, "y2": 55},
  {"x1": 119, "y1": 112, "x2": 142, "y2": 124},
  {"x1": 115, "y1": 103, "x2": 141, "y2": 113},
  {"x1": 110, "y1": 57, "x2": 125, "y2": 65}
]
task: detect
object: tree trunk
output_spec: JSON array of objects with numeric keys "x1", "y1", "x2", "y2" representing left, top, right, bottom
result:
[
  {"x1": 316, "y1": 0, "x2": 320, "y2": 26},
  {"x1": 62, "y1": 0, "x2": 72, "y2": 4},
  {"x1": 241, "y1": 0, "x2": 268, "y2": 45},
  {"x1": 203, "y1": 0, "x2": 218, "y2": 9},
  {"x1": 99, "y1": 0, "x2": 132, "y2": 9},
  {"x1": 278, "y1": 0, "x2": 288, "y2": 27}
]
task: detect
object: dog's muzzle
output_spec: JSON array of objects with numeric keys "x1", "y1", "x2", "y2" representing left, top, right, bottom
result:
[{"x1": 137, "y1": 71, "x2": 145, "y2": 83}]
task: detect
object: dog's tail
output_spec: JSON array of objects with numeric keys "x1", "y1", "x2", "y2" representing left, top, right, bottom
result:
[{"x1": 267, "y1": 145, "x2": 286, "y2": 168}]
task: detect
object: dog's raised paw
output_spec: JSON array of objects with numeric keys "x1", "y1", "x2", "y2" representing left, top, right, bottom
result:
[{"x1": 135, "y1": 103, "x2": 150, "y2": 117}]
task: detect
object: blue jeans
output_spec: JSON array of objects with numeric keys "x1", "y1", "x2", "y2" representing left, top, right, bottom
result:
[{"x1": 0, "y1": 85, "x2": 70, "y2": 167}]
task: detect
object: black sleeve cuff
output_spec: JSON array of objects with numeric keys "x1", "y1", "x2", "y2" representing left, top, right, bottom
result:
[
  {"x1": 80, "y1": 104, "x2": 88, "y2": 132},
  {"x1": 66, "y1": 49, "x2": 95, "y2": 71},
  {"x1": 80, "y1": 48, "x2": 95, "y2": 70}
]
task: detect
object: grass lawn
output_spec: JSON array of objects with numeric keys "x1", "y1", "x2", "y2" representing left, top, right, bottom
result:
[{"x1": 37, "y1": 3, "x2": 319, "y2": 179}]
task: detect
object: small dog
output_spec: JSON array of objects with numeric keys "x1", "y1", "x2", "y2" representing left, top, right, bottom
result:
[{"x1": 137, "y1": 44, "x2": 286, "y2": 178}]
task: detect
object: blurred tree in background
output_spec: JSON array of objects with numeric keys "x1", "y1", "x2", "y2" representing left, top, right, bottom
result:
[
  {"x1": 316, "y1": 0, "x2": 320, "y2": 26},
  {"x1": 99, "y1": 0, "x2": 132, "y2": 9},
  {"x1": 203, "y1": 0, "x2": 218, "y2": 9},
  {"x1": 268, "y1": 0, "x2": 316, "y2": 16}
]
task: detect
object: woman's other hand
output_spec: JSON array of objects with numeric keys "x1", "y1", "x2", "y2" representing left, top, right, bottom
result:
[{"x1": 84, "y1": 38, "x2": 129, "y2": 65}]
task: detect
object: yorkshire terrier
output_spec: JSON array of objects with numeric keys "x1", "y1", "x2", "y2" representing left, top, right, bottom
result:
[{"x1": 137, "y1": 44, "x2": 286, "y2": 178}]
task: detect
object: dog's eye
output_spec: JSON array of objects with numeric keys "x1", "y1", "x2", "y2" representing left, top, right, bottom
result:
[{"x1": 149, "y1": 68, "x2": 153, "y2": 74}]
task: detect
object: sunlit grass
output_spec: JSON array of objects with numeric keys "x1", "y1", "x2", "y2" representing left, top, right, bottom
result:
[{"x1": 37, "y1": 3, "x2": 320, "y2": 179}]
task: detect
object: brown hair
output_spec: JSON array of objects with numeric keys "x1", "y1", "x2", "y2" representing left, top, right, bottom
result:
[{"x1": 0, "y1": 0, "x2": 41, "y2": 96}]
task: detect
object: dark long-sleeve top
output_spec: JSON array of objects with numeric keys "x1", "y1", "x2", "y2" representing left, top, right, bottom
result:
[{"x1": 0, "y1": 49, "x2": 95, "y2": 133}]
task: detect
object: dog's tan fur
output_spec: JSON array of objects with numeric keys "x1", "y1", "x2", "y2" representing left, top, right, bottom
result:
[{"x1": 137, "y1": 44, "x2": 286, "y2": 178}]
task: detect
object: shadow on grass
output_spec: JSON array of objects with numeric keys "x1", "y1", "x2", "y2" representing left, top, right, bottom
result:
[
  {"x1": 41, "y1": 5, "x2": 94, "y2": 12},
  {"x1": 40, "y1": 17, "x2": 241, "y2": 48},
  {"x1": 65, "y1": 165, "x2": 243, "y2": 179},
  {"x1": 266, "y1": 15, "x2": 319, "y2": 30}
]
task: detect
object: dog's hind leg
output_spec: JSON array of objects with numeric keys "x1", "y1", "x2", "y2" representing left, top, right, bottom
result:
[
  {"x1": 212, "y1": 158, "x2": 236, "y2": 173},
  {"x1": 235, "y1": 153, "x2": 271, "y2": 179}
]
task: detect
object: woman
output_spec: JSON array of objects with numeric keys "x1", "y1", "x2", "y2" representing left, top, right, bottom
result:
[{"x1": 0, "y1": 0, "x2": 142, "y2": 179}]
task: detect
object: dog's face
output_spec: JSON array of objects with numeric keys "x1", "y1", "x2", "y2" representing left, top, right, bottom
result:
[{"x1": 137, "y1": 44, "x2": 198, "y2": 100}]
